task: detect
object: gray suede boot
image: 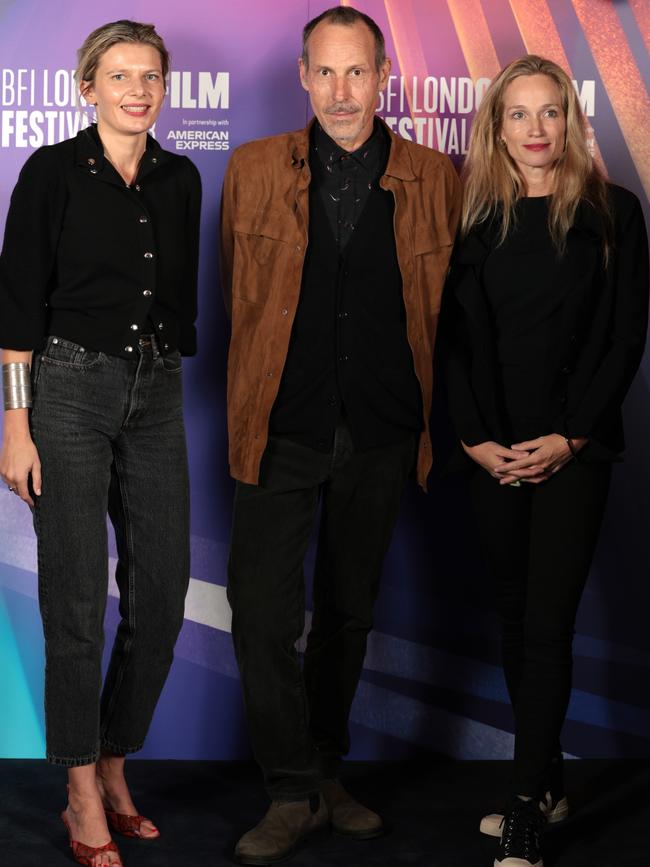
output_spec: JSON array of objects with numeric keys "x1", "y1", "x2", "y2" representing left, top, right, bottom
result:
[
  {"x1": 320, "y1": 779, "x2": 384, "y2": 839},
  {"x1": 234, "y1": 796, "x2": 328, "y2": 865}
]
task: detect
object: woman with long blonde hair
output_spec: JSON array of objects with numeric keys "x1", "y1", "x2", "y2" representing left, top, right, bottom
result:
[{"x1": 443, "y1": 55, "x2": 647, "y2": 867}]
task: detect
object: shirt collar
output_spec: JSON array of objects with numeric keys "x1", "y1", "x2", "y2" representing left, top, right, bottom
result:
[
  {"x1": 312, "y1": 117, "x2": 387, "y2": 176},
  {"x1": 74, "y1": 123, "x2": 168, "y2": 178}
]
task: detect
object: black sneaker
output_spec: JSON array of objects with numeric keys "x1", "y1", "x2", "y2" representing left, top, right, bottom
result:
[{"x1": 494, "y1": 796, "x2": 546, "y2": 867}]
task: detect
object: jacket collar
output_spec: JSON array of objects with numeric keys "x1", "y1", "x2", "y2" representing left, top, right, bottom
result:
[
  {"x1": 382, "y1": 119, "x2": 417, "y2": 181},
  {"x1": 290, "y1": 116, "x2": 416, "y2": 181},
  {"x1": 571, "y1": 197, "x2": 608, "y2": 243},
  {"x1": 454, "y1": 195, "x2": 608, "y2": 266},
  {"x1": 452, "y1": 215, "x2": 499, "y2": 266},
  {"x1": 74, "y1": 123, "x2": 170, "y2": 181}
]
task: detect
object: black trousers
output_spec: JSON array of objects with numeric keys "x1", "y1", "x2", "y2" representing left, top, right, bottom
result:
[
  {"x1": 470, "y1": 460, "x2": 611, "y2": 798},
  {"x1": 227, "y1": 422, "x2": 417, "y2": 801}
]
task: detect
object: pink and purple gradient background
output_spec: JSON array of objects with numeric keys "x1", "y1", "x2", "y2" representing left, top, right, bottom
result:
[{"x1": 1, "y1": 0, "x2": 649, "y2": 761}]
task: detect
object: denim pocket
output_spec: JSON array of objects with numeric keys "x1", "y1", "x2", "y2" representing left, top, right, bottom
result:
[
  {"x1": 41, "y1": 336, "x2": 104, "y2": 370},
  {"x1": 161, "y1": 350, "x2": 182, "y2": 373}
]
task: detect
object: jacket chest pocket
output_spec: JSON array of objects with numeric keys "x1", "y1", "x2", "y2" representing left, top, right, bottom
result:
[
  {"x1": 234, "y1": 209, "x2": 296, "y2": 265},
  {"x1": 232, "y1": 209, "x2": 300, "y2": 305},
  {"x1": 412, "y1": 223, "x2": 454, "y2": 312}
]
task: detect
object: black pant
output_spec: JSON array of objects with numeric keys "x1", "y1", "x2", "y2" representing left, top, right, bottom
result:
[
  {"x1": 470, "y1": 460, "x2": 611, "y2": 798},
  {"x1": 227, "y1": 422, "x2": 417, "y2": 801}
]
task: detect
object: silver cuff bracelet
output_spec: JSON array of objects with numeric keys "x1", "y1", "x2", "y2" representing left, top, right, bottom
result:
[{"x1": 2, "y1": 362, "x2": 32, "y2": 410}]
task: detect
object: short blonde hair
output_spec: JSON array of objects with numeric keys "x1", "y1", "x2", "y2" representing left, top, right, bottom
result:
[
  {"x1": 462, "y1": 54, "x2": 610, "y2": 254},
  {"x1": 75, "y1": 20, "x2": 170, "y2": 91}
]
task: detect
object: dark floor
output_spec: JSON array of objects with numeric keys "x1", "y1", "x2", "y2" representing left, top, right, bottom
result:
[{"x1": 1, "y1": 759, "x2": 649, "y2": 866}]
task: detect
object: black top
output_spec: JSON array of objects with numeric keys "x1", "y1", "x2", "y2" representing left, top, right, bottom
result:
[
  {"x1": 268, "y1": 122, "x2": 422, "y2": 452},
  {"x1": 313, "y1": 119, "x2": 388, "y2": 251},
  {"x1": 483, "y1": 195, "x2": 587, "y2": 440},
  {"x1": 0, "y1": 124, "x2": 202, "y2": 358},
  {"x1": 441, "y1": 184, "x2": 649, "y2": 461}
]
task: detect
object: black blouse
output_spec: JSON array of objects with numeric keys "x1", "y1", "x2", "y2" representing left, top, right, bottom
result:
[{"x1": 0, "y1": 124, "x2": 201, "y2": 359}]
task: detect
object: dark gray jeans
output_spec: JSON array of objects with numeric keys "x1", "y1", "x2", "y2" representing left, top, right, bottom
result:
[{"x1": 31, "y1": 335, "x2": 190, "y2": 766}]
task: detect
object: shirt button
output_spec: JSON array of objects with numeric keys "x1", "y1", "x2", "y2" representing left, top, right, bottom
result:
[
  {"x1": 158, "y1": 322, "x2": 164, "y2": 330},
  {"x1": 295, "y1": 245, "x2": 302, "y2": 252},
  {"x1": 163, "y1": 343, "x2": 169, "y2": 350},
  {"x1": 90, "y1": 168, "x2": 98, "y2": 174},
  {"x1": 266, "y1": 371, "x2": 273, "y2": 377},
  {"x1": 281, "y1": 308, "x2": 288, "y2": 316},
  {"x1": 87, "y1": 158, "x2": 95, "y2": 165},
  {"x1": 124, "y1": 345, "x2": 134, "y2": 353},
  {"x1": 135, "y1": 184, "x2": 141, "y2": 192},
  {"x1": 151, "y1": 157, "x2": 157, "y2": 164},
  {"x1": 130, "y1": 323, "x2": 139, "y2": 331},
  {"x1": 338, "y1": 354, "x2": 349, "y2": 362},
  {"x1": 142, "y1": 289, "x2": 152, "y2": 297},
  {"x1": 144, "y1": 252, "x2": 154, "y2": 259},
  {"x1": 139, "y1": 215, "x2": 148, "y2": 223}
]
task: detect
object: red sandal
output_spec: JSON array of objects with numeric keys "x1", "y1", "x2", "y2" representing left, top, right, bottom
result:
[
  {"x1": 61, "y1": 812, "x2": 121, "y2": 866},
  {"x1": 105, "y1": 810, "x2": 160, "y2": 839}
]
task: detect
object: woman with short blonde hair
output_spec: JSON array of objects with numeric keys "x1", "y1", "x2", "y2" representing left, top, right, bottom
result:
[{"x1": 0, "y1": 19, "x2": 201, "y2": 867}]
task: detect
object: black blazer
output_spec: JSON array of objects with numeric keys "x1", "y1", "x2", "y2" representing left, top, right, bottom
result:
[{"x1": 441, "y1": 185, "x2": 649, "y2": 462}]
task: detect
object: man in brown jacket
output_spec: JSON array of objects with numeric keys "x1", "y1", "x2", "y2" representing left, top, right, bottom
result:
[{"x1": 221, "y1": 7, "x2": 460, "y2": 864}]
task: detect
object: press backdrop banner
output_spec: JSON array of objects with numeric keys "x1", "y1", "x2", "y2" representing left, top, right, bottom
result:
[{"x1": 1, "y1": 0, "x2": 649, "y2": 761}]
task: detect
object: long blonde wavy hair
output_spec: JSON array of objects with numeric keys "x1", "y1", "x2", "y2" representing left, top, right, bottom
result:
[{"x1": 461, "y1": 55, "x2": 610, "y2": 255}]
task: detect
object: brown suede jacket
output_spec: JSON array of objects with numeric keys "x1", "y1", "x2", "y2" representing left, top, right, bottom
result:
[{"x1": 220, "y1": 118, "x2": 461, "y2": 489}]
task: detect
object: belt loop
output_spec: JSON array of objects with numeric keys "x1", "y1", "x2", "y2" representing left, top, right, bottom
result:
[{"x1": 138, "y1": 333, "x2": 160, "y2": 358}]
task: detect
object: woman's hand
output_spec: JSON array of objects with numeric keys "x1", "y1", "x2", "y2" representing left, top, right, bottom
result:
[
  {"x1": 461, "y1": 440, "x2": 539, "y2": 484},
  {"x1": 0, "y1": 409, "x2": 41, "y2": 506},
  {"x1": 493, "y1": 434, "x2": 588, "y2": 485}
]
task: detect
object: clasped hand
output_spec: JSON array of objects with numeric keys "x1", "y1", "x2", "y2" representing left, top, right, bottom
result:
[{"x1": 462, "y1": 434, "x2": 586, "y2": 485}]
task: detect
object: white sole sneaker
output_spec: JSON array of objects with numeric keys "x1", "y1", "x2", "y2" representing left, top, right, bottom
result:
[
  {"x1": 494, "y1": 857, "x2": 543, "y2": 867},
  {"x1": 481, "y1": 796, "x2": 568, "y2": 837}
]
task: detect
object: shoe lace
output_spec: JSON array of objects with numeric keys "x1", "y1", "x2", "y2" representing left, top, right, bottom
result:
[{"x1": 500, "y1": 797, "x2": 546, "y2": 858}]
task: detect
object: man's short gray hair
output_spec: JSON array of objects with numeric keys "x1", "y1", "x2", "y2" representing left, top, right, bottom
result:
[{"x1": 301, "y1": 6, "x2": 387, "y2": 71}]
